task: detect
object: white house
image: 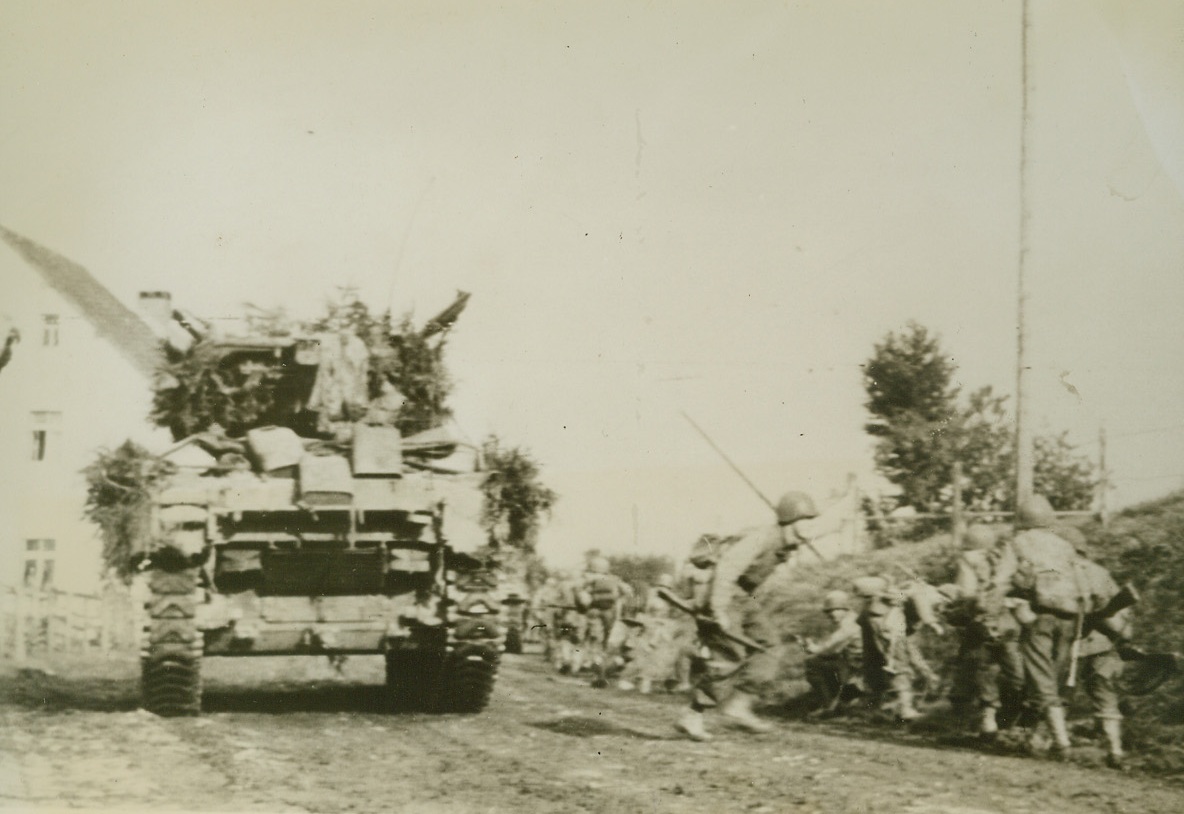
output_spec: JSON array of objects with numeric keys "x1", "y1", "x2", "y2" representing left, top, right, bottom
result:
[{"x1": 0, "y1": 226, "x2": 172, "y2": 594}]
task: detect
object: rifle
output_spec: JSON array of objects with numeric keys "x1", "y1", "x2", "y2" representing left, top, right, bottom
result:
[
  {"x1": 680, "y1": 411, "x2": 826, "y2": 562},
  {"x1": 656, "y1": 587, "x2": 767, "y2": 653},
  {"x1": 1067, "y1": 582, "x2": 1139, "y2": 688}
]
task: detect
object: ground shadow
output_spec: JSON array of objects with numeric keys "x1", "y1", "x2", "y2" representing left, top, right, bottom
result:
[
  {"x1": 0, "y1": 669, "x2": 432, "y2": 716},
  {"x1": 0, "y1": 670, "x2": 140, "y2": 712},
  {"x1": 202, "y1": 682, "x2": 398, "y2": 714},
  {"x1": 531, "y1": 715, "x2": 667, "y2": 740}
]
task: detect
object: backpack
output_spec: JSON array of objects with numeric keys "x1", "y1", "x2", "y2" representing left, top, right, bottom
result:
[
  {"x1": 588, "y1": 575, "x2": 622, "y2": 610},
  {"x1": 1011, "y1": 529, "x2": 1089, "y2": 615}
]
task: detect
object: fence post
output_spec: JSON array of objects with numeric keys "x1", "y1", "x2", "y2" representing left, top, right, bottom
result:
[
  {"x1": 14, "y1": 587, "x2": 28, "y2": 663},
  {"x1": 100, "y1": 590, "x2": 112, "y2": 652},
  {"x1": 951, "y1": 462, "x2": 965, "y2": 549},
  {"x1": 1098, "y1": 425, "x2": 1110, "y2": 529}
]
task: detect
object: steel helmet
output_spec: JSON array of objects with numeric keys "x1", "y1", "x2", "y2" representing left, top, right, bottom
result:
[
  {"x1": 689, "y1": 533, "x2": 722, "y2": 567},
  {"x1": 1016, "y1": 495, "x2": 1055, "y2": 530},
  {"x1": 852, "y1": 576, "x2": 889, "y2": 599},
  {"x1": 588, "y1": 556, "x2": 611, "y2": 575},
  {"x1": 655, "y1": 573, "x2": 675, "y2": 589},
  {"x1": 775, "y1": 491, "x2": 819, "y2": 526},
  {"x1": 1054, "y1": 525, "x2": 1087, "y2": 553},
  {"x1": 963, "y1": 524, "x2": 998, "y2": 551},
  {"x1": 822, "y1": 590, "x2": 851, "y2": 612}
]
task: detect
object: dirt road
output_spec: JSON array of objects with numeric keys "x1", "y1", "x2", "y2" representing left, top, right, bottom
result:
[{"x1": 1, "y1": 652, "x2": 1180, "y2": 814}]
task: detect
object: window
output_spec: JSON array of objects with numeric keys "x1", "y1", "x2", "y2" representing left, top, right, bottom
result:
[
  {"x1": 24, "y1": 539, "x2": 56, "y2": 589},
  {"x1": 31, "y1": 430, "x2": 47, "y2": 461},
  {"x1": 30, "y1": 411, "x2": 61, "y2": 462},
  {"x1": 42, "y1": 314, "x2": 59, "y2": 346}
]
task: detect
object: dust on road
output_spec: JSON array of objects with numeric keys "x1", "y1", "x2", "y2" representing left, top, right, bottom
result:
[{"x1": 1, "y1": 652, "x2": 1180, "y2": 814}]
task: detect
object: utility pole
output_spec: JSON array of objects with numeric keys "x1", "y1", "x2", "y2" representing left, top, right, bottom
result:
[
  {"x1": 1098, "y1": 425, "x2": 1110, "y2": 528},
  {"x1": 1015, "y1": 0, "x2": 1035, "y2": 507}
]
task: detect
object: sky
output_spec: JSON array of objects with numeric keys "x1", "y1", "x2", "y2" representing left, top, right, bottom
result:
[{"x1": 2, "y1": 1, "x2": 1182, "y2": 568}]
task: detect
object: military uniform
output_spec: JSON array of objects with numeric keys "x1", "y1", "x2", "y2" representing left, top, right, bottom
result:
[
  {"x1": 675, "y1": 491, "x2": 818, "y2": 741},
  {"x1": 855, "y1": 578, "x2": 919, "y2": 721},
  {"x1": 1002, "y1": 496, "x2": 1091, "y2": 753},
  {"x1": 692, "y1": 525, "x2": 786, "y2": 708},
  {"x1": 1067, "y1": 558, "x2": 1130, "y2": 766},
  {"x1": 804, "y1": 595, "x2": 863, "y2": 714},
  {"x1": 946, "y1": 536, "x2": 1026, "y2": 733},
  {"x1": 580, "y1": 560, "x2": 631, "y2": 687},
  {"x1": 546, "y1": 575, "x2": 588, "y2": 674}
]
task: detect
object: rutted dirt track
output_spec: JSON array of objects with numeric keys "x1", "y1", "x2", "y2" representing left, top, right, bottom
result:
[{"x1": 1, "y1": 652, "x2": 1180, "y2": 814}]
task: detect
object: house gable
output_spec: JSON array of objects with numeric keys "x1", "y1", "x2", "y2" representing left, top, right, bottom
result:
[{"x1": 0, "y1": 225, "x2": 162, "y2": 378}]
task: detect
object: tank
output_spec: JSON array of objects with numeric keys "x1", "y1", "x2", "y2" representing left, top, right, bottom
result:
[{"x1": 135, "y1": 330, "x2": 504, "y2": 716}]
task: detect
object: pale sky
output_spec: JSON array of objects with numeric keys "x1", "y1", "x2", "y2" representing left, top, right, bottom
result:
[{"x1": 3, "y1": 1, "x2": 1182, "y2": 568}]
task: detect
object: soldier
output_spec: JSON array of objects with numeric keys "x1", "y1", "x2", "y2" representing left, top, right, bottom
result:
[
  {"x1": 548, "y1": 570, "x2": 588, "y2": 674},
  {"x1": 580, "y1": 556, "x2": 632, "y2": 688},
  {"x1": 619, "y1": 573, "x2": 683, "y2": 693},
  {"x1": 1069, "y1": 556, "x2": 1133, "y2": 769},
  {"x1": 945, "y1": 524, "x2": 1027, "y2": 737},
  {"x1": 897, "y1": 577, "x2": 947, "y2": 696},
  {"x1": 1000, "y1": 494, "x2": 1086, "y2": 757},
  {"x1": 675, "y1": 491, "x2": 819, "y2": 742},
  {"x1": 853, "y1": 575, "x2": 920, "y2": 722},
  {"x1": 802, "y1": 589, "x2": 864, "y2": 716}
]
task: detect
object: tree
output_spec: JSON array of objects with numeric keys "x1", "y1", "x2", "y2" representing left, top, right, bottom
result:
[
  {"x1": 83, "y1": 441, "x2": 176, "y2": 584},
  {"x1": 863, "y1": 323, "x2": 1099, "y2": 517},
  {"x1": 152, "y1": 290, "x2": 458, "y2": 439},
  {"x1": 606, "y1": 553, "x2": 674, "y2": 607},
  {"x1": 862, "y1": 321, "x2": 961, "y2": 512},
  {"x1": 479, "y1": 436, "x2": 558, "y2": 552}
]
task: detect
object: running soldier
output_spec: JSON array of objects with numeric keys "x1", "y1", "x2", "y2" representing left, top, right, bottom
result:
[
  {"x1": 580, "y1": 556, "x2": 632, "y2": 688},
  {"x1": 675, "y1": 491, "x2": 819, "y2": 741}
]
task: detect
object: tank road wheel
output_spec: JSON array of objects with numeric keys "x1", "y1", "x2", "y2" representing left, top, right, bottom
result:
[
  {"x1": 436, "y1": 645, "x2": 499, "y2": 713},
  {"x1": 141, "y1": 567, "x2": 203, "y2": 717}
]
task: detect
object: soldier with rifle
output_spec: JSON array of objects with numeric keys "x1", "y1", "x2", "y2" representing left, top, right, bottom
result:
[
  {"x1": 668, "y1": 491, "x2": 820, "y2": 741},
  {"x1": 996, "y1": 495, "x2": 1083, "y2": 756},
  {"x1": 999, "y1": 495, "x2": 1139, "y2": 759},
  {"x1": 1066, "y1": 556, "x2": 1139, "y2": 769}
]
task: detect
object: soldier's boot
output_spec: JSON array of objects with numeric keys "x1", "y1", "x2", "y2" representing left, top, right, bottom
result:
[
  {"x1": 895, "y1": 686, "x2": 921, "y2": 723},
  {"x1": 1101, "y1": 718, "x2": 1125, "y2": 769},
  {"x1": 675, "y1": 709, "x2": 712, "y2": 742},
  {"x1": 979, "y1": 705, "x2": 999, "y2": 737},
  {"x1": 721, "y1": 692, "x2": 774, "y2": 734},
  {"x1": 1046, "y1": 706, "x2": 1073, "y2": 759}
]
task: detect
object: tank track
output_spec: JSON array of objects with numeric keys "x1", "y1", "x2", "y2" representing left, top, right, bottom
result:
[
  {"x1": 141, "y1": 567, "x2": 203, "y2": 716},
  {"x1": 436, "y1": 645, "x2": 499, "y2": 713}
]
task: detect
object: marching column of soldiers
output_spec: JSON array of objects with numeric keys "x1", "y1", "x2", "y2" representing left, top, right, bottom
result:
[{"x1": 524, "y1": 489, "x2": 1155, "y2": 769}]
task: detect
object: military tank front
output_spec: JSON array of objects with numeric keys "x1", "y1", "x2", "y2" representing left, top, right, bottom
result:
[{"x1": 135, "y1": 329, "x2": 504, "y2": 716}]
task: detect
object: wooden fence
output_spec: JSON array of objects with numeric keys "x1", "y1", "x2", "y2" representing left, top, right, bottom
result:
[{"x1": 0, "y1": 584, "x2": 137, "y2": 661}]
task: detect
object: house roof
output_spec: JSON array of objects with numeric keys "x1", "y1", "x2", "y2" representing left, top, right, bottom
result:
[{"x1": 0, "y1": 225, "x2": 162, "y2": 378}]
